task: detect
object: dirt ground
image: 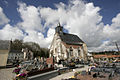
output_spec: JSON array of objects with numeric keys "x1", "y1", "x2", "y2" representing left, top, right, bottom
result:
[{"x1": 0, "y1": 68, "x2": 15, "y2": 80}]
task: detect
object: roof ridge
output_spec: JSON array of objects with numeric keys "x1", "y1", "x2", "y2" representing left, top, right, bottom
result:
[{"x1": 60, "y1": 32, "x2": 84, "y2": 45}]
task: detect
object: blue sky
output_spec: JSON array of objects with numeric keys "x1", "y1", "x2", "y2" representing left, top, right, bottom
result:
[
  {"x1": 0, "y1": 0, "x2": 120, "y2": 25},
  {"x1": 0, "y1": 0, "x2": 120, "y2": 51},
  {"x1": 86, "y1": 0, "x2": 120, "y2": 25},
  {"x1": 0, "y1": 0, "x2": 68, "y2": 25}
]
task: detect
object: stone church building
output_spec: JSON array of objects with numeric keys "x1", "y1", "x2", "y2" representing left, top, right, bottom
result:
[{"x1": 49, "y1": 23, "x2": 88, "y2": 62}]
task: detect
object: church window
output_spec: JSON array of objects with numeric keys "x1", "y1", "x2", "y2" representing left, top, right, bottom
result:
[
  {"x1": 78, "y1": 47, "x2": 80, "y2": 56},
  {"x1": 55, "y1": 48, "x2": 57, "y2": 53},
  {"x1": 69, "y1": 46, "x2": 73, "y2": 56}
]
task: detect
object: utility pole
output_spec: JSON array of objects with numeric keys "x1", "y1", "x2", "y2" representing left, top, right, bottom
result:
[{"x1": 115, "y1": 42, "x2": 119, "y2": 52}]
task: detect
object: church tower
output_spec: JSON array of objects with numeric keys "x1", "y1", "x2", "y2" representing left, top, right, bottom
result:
[{"x1": 55, "y1": 23, "x2": 63, "y2": 34}]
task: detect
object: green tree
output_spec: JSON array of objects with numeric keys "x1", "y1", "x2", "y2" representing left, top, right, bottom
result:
[
  {"x1": 10, "y1": 39, "x2": 49, "y2": 58},
  {"x1": 40, "y1": 48, "x2": 49, "y2": 58},
  {"x1": 11, "y1": 39, "x2": 23, "y2": 50}
]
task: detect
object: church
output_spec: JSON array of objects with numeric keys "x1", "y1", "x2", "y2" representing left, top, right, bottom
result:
[{"x1": 49, "y1": 23, "x2": 88, "y2": 62}]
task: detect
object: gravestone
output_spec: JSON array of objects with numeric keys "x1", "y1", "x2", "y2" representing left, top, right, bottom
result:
[
  {"x1": 81, "y1": 70, "x2": 87, "y2": 75},
  {"x1": 26, "y1": 65, "x2": 34, "y2": 71}
]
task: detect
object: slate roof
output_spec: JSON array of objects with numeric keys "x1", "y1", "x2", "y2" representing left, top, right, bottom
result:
[
  {"x1": 9, "y1": 50, "x2": 22, "y2": 53},
  {"x1": 0, "y1": 40, "x2": 10, "y2": 50},
  {"x1": 59, "y1": 33, "x2": 84, "y2": 45}
]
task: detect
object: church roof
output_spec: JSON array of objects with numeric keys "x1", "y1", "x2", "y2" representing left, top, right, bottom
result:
[
  {"x1": 0, "y1": 40, "x2": 10, "y2": 50},
  {"x1": 59, "y1": 33, "x2": 84, "y2": 45}
]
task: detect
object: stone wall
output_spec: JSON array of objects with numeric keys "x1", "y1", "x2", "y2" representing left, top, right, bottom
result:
[{"x1": 0, "y1": 50, "x2": 9, "y2": 67}]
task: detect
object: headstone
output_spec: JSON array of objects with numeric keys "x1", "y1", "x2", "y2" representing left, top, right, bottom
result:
[
  {"x1": 26, "y1": 65, "x2": 34, "y2": 71},
  {"x1": 81, "y1": 70, "x2": 87, "y2": 75}
]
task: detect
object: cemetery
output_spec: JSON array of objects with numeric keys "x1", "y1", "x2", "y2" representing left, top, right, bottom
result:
[{"x1": 12, "y1": 57, "x2": 55, "y2": 80}]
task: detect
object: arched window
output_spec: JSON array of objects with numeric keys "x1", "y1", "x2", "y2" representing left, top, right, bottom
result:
[
  {"x1": 69, "y1": 46, "x2": 73, "y2": 56},
  {"x1": 55, "y1": 48, "x2": 57, "y2": 53},
  {"x1": 78, "y1": 47, "x2": 80, "y2": 56}
]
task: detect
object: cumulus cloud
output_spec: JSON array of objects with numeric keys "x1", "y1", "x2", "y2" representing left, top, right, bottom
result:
[
  {"x1": 23, "y1": 28, "x2": 55, "y2": 48},
  {"x1": 17, "y1": 2, "x2": 43, "y2": 32},
  {"x1": 39, "y1": 0, "x2": 105, "y2": 48},
  {"x1": 0, "y1": 24, "x2": 24, "y2": 40},
  {"x1": 17, "y1": 2, "x2": 55, "y2": 47},
  {"x1": 0, "y1": 0, "x2": 120, "y2": 51},
  {"x1": 102, "y1": 13, "x2": 120, "y2": 51},
  {"x1": 0, "y1": 7, "x2": 10, "y2": 25},
  {"x1": 38, "y1": 0, "x2": 120, "y2": 51}
]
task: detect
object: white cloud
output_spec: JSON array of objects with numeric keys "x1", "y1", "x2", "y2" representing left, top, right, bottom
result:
[
  {"x1": 102, "y1": 13, "x2": 120, "y2": 51},
  {"x1": 104, "y1": 14, "x2": 120, "y2": 41},
  {"x1": 0, "y1": 0, "x2": 120, "y2": 51},
  {"x1": 23, "y1": 28, "x2": 55, "y2": 48},
  {"x1": 17, "y1": 2, "x2": 55, "y2": 48},
  {"x1": 0, "y1": 24, "x2": 24, "y2": 40},
  {"x1": 39, "y1": 1, "x2": 105, "y2": 48},
  {"x1": 88, "y1": 40, "x2": 116, "y2": 52},
  {"x1": 17, "y1": 2, "x2": 43, "y2": 32},
  {"x1": 0, "y1": 7, "x2": 10, "y2": 25},
  {"x1": 39, "y1": 0, "x2": 120, "y2": 51}
]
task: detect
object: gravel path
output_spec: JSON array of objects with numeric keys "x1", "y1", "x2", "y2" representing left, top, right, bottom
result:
[
  {"x1": 0, "y1": 68, "x2": 15, "y2": 80},
  {"x1": 50, "y1": 65, "x2": 89, "y2": 80}
]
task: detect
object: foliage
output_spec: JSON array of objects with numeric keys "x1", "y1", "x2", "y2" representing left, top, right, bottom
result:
[
  {"x1": 10, "y1": 39, "x2": 49, "y2": 58},
  {"x1": 34, "y1": 48, "x2": 49, "y2": 58},
  {"x1": 16, "y1": 73, "x2": 27, "y2": 80},
  {"x1": 23, "y1": 42, "x2": 41, "y2": 51},
  {"x1": 11, "y1": 39, "x2": 23, "y2": 50}
]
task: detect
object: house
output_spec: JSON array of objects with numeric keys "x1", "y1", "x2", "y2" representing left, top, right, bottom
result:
[
  {"x1": 0, "y1": 40, "x2": 35, "y2": 67},
  {"x1": 49, "y1": 23, "x2": 88, "y2": 62},
  {"x1": 8, "y1": 41, "x2": 34, "y2": 63},
  {"x1": 22, "y1": 48, "x2": 33, "y2": 60},
  {"x1": 0, "y1": 40, "x2": 10, "y2": 67},
  {"x1": 87, "y1": 52, "x2": 94, "y2": 63},
  {"x1": 93, "y1": 54, "x2": 120, "y2": 62},
  {"x1": 7, "y1": 40, "x2": 24, "y2": 64},
  {"x1": 7, "y1": 50, "x2": 24, "y2": 63},
  {"x1": 8, "y1": 42, "x2": 34, "y2": 62}
]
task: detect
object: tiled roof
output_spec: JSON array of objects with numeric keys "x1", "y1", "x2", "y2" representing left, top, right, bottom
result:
[
  {"x1": 60, "y1": 33, "x2": 84, "y2": 45},
  {"x1": 0, "y1": 40, "x2": 10, "y2": 50},
  {"x1": 93, "y1": 55, "x2": 120, "y2": 58}
]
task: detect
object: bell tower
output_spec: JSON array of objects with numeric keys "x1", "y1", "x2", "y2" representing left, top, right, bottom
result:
[{"x1": 55, "y1": 23, "x2": 63, "y2": 34}]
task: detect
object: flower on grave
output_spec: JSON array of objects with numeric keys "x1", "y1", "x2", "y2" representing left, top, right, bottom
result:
[
  {"x1": 90, "y1": 66, "x2": 95, "y2": 70},
  {"x1": 19, "y1": 73, "x2": 27, "y2": 78},
  {"x1": 71, "y1": 76, "x2": 75, "y2": 78},
  {"x1": 16, "y1": 73, "x2": 27, "y2": 79},
  {"x1": 13, "y1": 68, "x2": 21, "y2": 74},
  {"x1": 16, "y1": 74, "x2": 20, "y2": 77}
]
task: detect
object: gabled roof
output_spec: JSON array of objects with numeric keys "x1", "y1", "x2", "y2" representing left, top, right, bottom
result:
[
  {"x1": 9, "y1": 50, "x2": 22, "y2": 53},
  {"x1": 93, "y1": 55, "x2": 120, "y2": 58},
  {"x1": 59, "y1": 33, "x2": 84, "y2": 45},
  {"x1": 0, "y1": 40, "x2": 10, "y2": 50}
]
